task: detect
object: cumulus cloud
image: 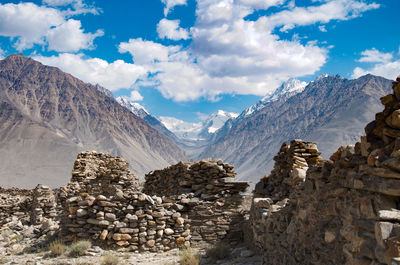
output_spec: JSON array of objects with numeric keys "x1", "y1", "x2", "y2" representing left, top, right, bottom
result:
[
  {"x1": 33, "y1": 53, "x2": 147, "y2": 91},
  {"x1": 42, "y1": 0, "x2": 100, "y2": 15},
  {"x1": 161, "y1": 0, "x2": 186, "y2": 16},
  {"x1": 260, "y1": 0, "x2": 379, "y2": 32},
  {"x1": 118, "y1": 38, "x2": 180, "y2": 65},
  {"x1": 113, "y1": 0, "x2": 379, "y2": 101},
  {"x1": 157, "y1": 19, "x2": 190, "y2": 40},
  {"x1": 352, "y1": 48, "x2": 400, "y2": 80},
  {"x1": 128, "y1": 90, "x2": 144, "y2": 101},
  {"x1": 357, "y1": 48, "x2": 393, "y2": 63},
  {"x1": 0, "y1": 2, "x2": 102, "y2": 51},
  {"x1": 47, "y1": 19, "x2": 104, "y2": 52},
  {"x1": 352, "y1": 62, "x2": 400, "y2": 80}
]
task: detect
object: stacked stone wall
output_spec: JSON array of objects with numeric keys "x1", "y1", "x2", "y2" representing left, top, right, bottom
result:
[
  {"x1": 144, "y1": 159, "x2": 250, "y2": 246},
  {"x1": 246, "y1": 76, "x2": 400, "y2": 265}
]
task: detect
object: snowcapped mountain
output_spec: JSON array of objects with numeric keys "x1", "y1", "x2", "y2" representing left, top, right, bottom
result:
[
  {"x1": 116, "y1": 97, "x2": 178, "y2": 141},
  {"x1": 158, "y1": 117, "x2": 203, "y2": 140},
  {"x1": 198, "y1": 110, "x2": 239, "y2": 139},
  {"x1": 241, "y1": 78, "x2": 307, "y2": 118},
  {"x1": 116, "y1": 97, "x2": 149, "y2": 119},
  {"x1": 159, "y1": 110, "x2": 239, "y2": 141}
]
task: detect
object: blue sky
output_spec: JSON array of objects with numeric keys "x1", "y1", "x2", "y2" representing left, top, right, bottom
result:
[{"x1": 0, "y1": 0, "x2": 399, "y2": 122}]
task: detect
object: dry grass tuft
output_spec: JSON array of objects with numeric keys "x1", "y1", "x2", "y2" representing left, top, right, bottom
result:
[
  {"x1": 49, "y1": 239, "x2": 66, "y2": 256},
  {"x1": 101, "y1": 252, "x2": 120, "y2": 265},
  {"x1": 68, "y1": 240, "x2": 92, "y2": 257},
  {"x1": 179, "y1": 247, "x2": 200, "y2": 265}
]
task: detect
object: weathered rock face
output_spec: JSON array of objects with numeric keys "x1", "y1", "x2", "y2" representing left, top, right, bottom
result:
[{"x1": 247, "y1": 76, "x2": 400, "y2": 265}]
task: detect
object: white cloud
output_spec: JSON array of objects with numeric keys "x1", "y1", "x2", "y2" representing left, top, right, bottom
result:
[
  {"x1": 118, "y1": 38, "x2": 180, "y2": 65},
  {"x1": 260, "y1": 0, "x2": 379, "y2": 32},
  {"x1": 33, "y1": 53, "x2": 147, "y2": 91},
  {"x1": 157, "y1": 19, "x2": 189, "y2": 40},
  {"x1": 161, "y1": 0, "x2": 187, "y2": 16},
  {"x1": 47, "y1": 19, "x2": 104, "y2": 52},
  {"x1": 42, "y1": 0, "x2": 100, "y2": 15},
  {"x1": 357, "y1": 48, "x2": 393, "y2": 63},
  {"x1": 0, "y1": 2, "x2": 102, "y2": 51},
  {"x1": 352, "y1": 48, "x2": 400, "y2": 80},
  {"x1": 122, "y1": 0, "x2": 379, "y2": 101},
  {"x1": 318, "y1": 25, "x2": 327, "y2": 32},
  {"x1": 128, "y1": 90, "x2": 144, "y2": 101}
]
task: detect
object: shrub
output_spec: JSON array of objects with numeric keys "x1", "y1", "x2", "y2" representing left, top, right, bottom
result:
[
  {"x1": 49, "y1": 239, "x2": 66, "y2": 256},
  {"x1": 68, "y1": 240, "x2": 92, "y2": 257},
  {"x1": 101, "y1": 252, "x2": 120, "y2": 265},
  {"x1": 206, "y1": 242, "x2": 231, "y2": 263},
  {"x1": 179, "y1": 247, "x2": 200, "y2": 265}
]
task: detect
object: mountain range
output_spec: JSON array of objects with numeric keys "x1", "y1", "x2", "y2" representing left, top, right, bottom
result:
[
  {"x1": 0, "y1": 54, "x2": 394, "y2": 189},
  {"x1": 0, "y1": 54, "x2": 186, "y2": 188},
  {"x1": 199, "y1": 74, "x2": 393, "y2": 184}
]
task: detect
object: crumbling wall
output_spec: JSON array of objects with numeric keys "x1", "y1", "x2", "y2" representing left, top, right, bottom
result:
[
  {"x1": 144, "y1": 159, "x2": 250, "y2": 246},
  {"x1": 247, "y1": 77, "x2": 400, "y2": 265}
]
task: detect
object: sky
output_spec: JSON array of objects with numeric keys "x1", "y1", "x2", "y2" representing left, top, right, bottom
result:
[{"x1": 0, "y1": 0, "x2": 399, "y2": 122}]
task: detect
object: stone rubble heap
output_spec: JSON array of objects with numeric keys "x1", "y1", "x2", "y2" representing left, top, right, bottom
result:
[
  {"x1": 246, "y1": 76, "x2": 400, "y2": 265},
  {"x1": 143, "y1": 159, "x2": 248, "y2": 200}
]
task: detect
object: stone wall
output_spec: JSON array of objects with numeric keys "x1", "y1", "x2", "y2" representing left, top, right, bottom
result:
[
  {"x1": 246, "y1": 77, "x2": 400, "y2": 265},
  {"x1": 0, "y1": 188, "x2": 32, "y2": 227},
  {"x1": 59, "y1": 152, "x2": 250, "y2": 251},
  {"x1": 144, "y1": 159, "x2": 248, "y2": 200},
  {"x1": 144, "y1": 159, "x2": 250, "y2": 246}
]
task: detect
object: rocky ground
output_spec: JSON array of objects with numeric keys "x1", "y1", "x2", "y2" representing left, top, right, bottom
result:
[{"x1": 0, "y1": 224, "x2": 261, "y2": 265}]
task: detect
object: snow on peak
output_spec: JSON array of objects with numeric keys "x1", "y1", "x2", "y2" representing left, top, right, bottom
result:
[
  {"x1": 116, "y1": 97, "x2": 149, "y2": 118},
  {"x1": 243, "y1": 78, "x2": 307, "y2": 117},
  {"x1": 203, "y1": 110, "x2": 238, "y2": 134},
  {"x1": 159, "y1": 110, "x2": 239, "y2": 141},
  {"x1": 158, "y1": 116, "x2": 203, "y2": 140}
]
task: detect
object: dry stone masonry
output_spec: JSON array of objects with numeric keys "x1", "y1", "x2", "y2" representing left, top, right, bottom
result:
[
  {"x1": 246, "y1": 76, "x2": 400, "y2": 265},
  {"x1": 144, "y1": 159, "x2": 250, "y2": 246},
  {"x1": 144, "y1": 159, "x2": 248, "y2": 200}
]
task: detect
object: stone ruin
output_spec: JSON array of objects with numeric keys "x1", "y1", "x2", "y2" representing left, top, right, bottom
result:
[
  {"x1": 246, "y1": 76, "x2": 400, "y2": 265},
  {"x1": 0, "y1": 151, "x2": 250, "y2": 253},
  {"x1": 2, "y1": 77, "x2": 400, "y2": 264}
]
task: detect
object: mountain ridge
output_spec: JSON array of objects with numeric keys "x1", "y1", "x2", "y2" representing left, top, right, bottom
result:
[
  {"x1": 200, "y1": 74, "x2": 393, "y2": 184},
  {"x1": 0, "y1": 54, "x2": 186, "y2": 188}
]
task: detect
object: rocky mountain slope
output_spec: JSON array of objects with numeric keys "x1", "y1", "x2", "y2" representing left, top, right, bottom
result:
[
  {"x1": 200, "y1": 74, "x2": 393, "y2": 183},
  {"x1": 0, "y1": 54, "x2": 186, "y2": 188}
]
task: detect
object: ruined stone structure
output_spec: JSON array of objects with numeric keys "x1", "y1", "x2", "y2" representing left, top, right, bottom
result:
[
  {"x1": 144, "y1": 160, "x2": 249, "y2": 246},
  {"x1": 247, "y1": 77, "x2": 400, "y2": 265},
  {"x1": 2, "y1": 77, "x2": 400, "y2": 264}
]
